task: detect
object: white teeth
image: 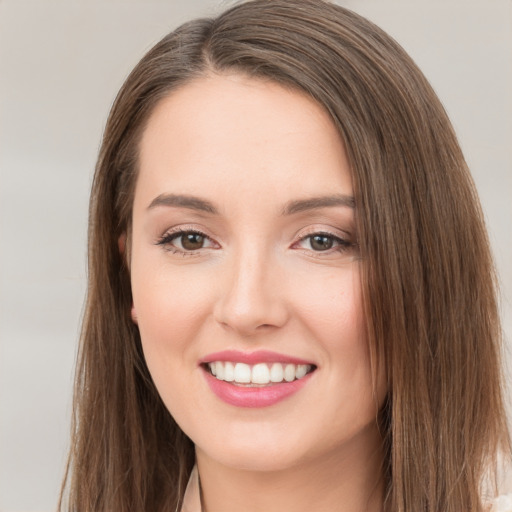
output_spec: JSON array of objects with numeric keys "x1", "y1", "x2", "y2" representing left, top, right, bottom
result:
[
  {"x1": 224, "y1": 362, "x2": 235, "y2": 382},
  {"x1": 284, "y1": 364, "x2": 296, "y2": 382},
  {"x1": 207, "y1": 361, "x2": 313, "y2": 385},
  {"x1": 234, "y1": 363, "x2": 251, "y2": 383},
  {"x1": 295, "y1": 364, "x2": 308, "y2": 379},
  {"x1": 216, "y1": 362, "x2": 225, "y2": 380},
  {"x1": 269, "y1": 363, "x2": 284, "y2": 382},
  {"x1": 252, "y1": 363, "x2": 270, "y2": 384}
]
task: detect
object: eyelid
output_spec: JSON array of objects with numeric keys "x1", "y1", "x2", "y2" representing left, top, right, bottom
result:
[
  {"x1": 293, "y1": 225, "x2": 352, "y2": 244},
  {"x1": 157, "y1": 224, "x2": 214, "y2": 240}
]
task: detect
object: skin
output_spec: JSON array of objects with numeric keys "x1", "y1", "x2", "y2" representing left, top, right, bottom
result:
[{"x1": 130, "y1": 73, "x2": 387, "y2": 512}]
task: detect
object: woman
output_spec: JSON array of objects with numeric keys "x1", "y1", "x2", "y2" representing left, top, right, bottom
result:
[{"x1": 59, "y1": 1, "x2": 511, "y2": 510}]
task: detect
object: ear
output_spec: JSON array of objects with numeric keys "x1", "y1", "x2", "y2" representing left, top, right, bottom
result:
[
  {"x1": 131, "y1": 304, "x2": 138, "y2": 325},
  {"x1": 118, "y1": 232, "x2": 132, "y2": 272},
  {"x1": 119, "y1": 233, "x2": 136, "y2": 323}
]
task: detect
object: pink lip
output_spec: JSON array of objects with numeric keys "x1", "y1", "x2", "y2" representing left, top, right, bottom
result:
[
  {"x1": 199, "y1": 350, "x2": 317, "y2": 408},
  {"x1": 199, "y1": 350, "x2": 314, "y2": 366},
  {"x1": 202, "y1": 369, "x2": 314, "y2": 408}
]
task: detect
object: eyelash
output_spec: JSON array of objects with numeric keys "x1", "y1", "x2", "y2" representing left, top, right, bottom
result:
[
  {"x1": 156, "y1": 229, "x2": 217, "y2": 257},
  {"x1": 156, "y1": 228, "x2": 355, "y2": 258}
]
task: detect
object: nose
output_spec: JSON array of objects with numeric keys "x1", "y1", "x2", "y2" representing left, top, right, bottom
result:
[{"x1": 213, "y1": 244, "x2": 289, "y2": 337}]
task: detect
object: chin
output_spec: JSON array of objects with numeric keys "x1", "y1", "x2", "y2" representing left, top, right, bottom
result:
[
  {"x1": 193, "y1": 414, "x2": 382, "y2": 476},
  {"x1": 200, "y1": 443, "x2": 309, "y2": 473}
]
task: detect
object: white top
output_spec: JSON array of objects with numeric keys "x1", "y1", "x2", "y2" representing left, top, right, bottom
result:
[
  {"x1": 180, "y1": 465, "x2": 512, "y2": 512},
  {"x1": 181, "y1": 465, "x2": 202, "y2": 512},
  {"x1": 492, "y1": 494, "x2": 512, "y2": 512}
]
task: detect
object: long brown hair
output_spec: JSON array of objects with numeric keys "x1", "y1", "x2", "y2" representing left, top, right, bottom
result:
[{"x1": 60, "y1": 1, "x2": 511, "y2": 510}]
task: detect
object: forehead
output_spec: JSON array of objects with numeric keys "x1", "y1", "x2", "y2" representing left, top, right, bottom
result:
[{"x1": 135, "y1": 74, "x2": 352, "y2": 213}]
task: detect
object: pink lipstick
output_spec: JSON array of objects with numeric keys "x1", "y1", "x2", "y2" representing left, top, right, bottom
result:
[{"x1": 200, "y1": 350, "x2": 316, "y2": 408}]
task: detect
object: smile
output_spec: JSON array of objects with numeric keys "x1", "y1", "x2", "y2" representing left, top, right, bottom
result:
[
  {"x1": 200, "y1": 351, "x2": 317, "y2": 408},
  {"x1": 207, "y1": 361, "x2": 314, "y2": 386}
]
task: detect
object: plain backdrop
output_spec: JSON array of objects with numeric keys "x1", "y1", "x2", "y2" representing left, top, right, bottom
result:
[{"x1": 0, "y1": 1, "x2": 511, "y2": 510}]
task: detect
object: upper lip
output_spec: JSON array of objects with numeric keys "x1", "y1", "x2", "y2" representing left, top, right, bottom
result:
[{"x1": 199, "y1": 350, "x2": 315, "y2": 366}]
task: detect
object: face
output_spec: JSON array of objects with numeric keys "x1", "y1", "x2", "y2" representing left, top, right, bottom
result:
[{"x1": 130, "y1": 74, "x2": 385, "y2": 473}]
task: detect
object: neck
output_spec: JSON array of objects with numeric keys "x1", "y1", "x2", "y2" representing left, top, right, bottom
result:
[{"x1": 195, "y1": 424, "x2": 385, "y2": 512}]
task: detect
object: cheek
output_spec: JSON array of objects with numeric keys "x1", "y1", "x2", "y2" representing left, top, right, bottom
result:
[
  {"x1": 292, "y1": 264, "x2": 365, "y2": 347},
  {"x1": 132, "y1": 262, "x2": 214, "y2": 363},
  {"x1": 131, "y1": 265, "x2": 216, "y2": 416},
  {"x1": 292, "y1": 264, "x2": 376, "y2": 402}
]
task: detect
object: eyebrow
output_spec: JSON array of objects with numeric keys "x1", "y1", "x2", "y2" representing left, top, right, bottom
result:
[
  {"x1": 148, "y1": 193, "x2": 218, "y2": 214},
  {"x1": 147, "y1": 193, "x2": 355, "y2": 215},
  {"x1": 282, "y1": 194, "x2": 355, "y2": 215}
]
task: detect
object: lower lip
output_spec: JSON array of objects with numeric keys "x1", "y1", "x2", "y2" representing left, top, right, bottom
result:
[{"x1": 202, "y1": 369, "x2": 313, "y2": 408}]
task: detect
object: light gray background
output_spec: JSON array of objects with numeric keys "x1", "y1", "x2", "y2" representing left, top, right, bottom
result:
[{"x1": 1, "y1": 1, "x2": 511, "y2": 510}]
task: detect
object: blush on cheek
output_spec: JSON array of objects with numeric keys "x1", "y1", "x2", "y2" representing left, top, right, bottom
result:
[{"x1": 136, "y1": 284, "x2": 210, "y2": 353}]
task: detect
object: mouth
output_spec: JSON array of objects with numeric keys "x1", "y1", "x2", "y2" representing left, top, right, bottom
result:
[
  {"x1": 202, "y1": 361, "x2": 316, "y2": 387},
  {"x1": 199, "y1": 350, "x2": 317, "y2": 407}
]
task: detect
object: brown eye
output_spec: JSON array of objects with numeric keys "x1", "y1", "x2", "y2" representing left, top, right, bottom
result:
[
  {"x1": 157, "y1": 229, "x2": 214, "y2": 255},
  {"x1": 310, "y1": 234, "x2": 334, "y2": 251},
  {"x1": 294, "y1": 231, "x2": 353, "y2": 256},
  {"x1": 181, "y1": 232, "x2": 205, "y2": 250}
]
